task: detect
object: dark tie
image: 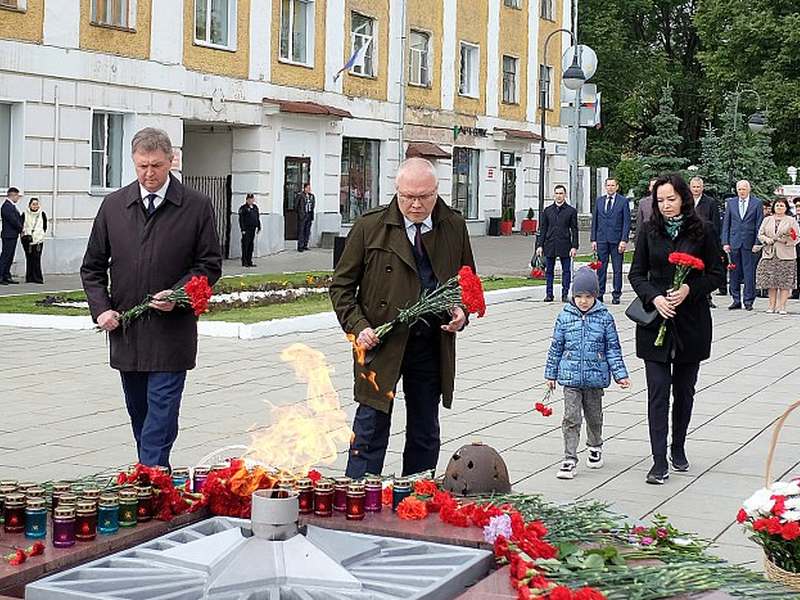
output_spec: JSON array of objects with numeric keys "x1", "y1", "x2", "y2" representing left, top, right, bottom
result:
[
  {"x1": 605, "y1": 196, "x2": 613, "y2": 213},
  {"x1": 413, "y1": 223, "x2": 424, "y2": 258},
  {"x1": 146, "y1": 193, "x2": 157, "y2": 216}
]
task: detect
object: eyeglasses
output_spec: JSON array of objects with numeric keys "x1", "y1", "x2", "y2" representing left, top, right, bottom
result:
[{"x1": 398, "y1": 190, "x2": 437, "y2": 204}]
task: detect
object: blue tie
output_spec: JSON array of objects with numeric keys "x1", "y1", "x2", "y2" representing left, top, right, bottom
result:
[{"x1": 146, "y1": 193, "x2": 157, "y2": 216}]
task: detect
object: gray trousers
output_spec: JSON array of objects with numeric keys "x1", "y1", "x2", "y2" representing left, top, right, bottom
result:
[{"x1": 562, "y1": 387, "x2": 604, "y2": 461}]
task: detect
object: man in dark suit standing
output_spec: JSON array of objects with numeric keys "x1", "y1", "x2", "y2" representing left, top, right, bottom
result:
[
  {"x1": 690, "y1": 177, "x2": 721, "y2": 308},
  {"x1": 0, "y1": 187, "x2": 23, "y2": 285},
  {"x1": 722, "y1": 179, "x2": 763, "y2": 311},
  {"x1": 81, "y1": 128, "x2": 222, "y2": 468},
  {"x1": 294, "y1": 183, "x2": 315, "y2": 252},
  {"x1": 330, "y1": 158, "x2": 475, "y2": 479},
  {"x1": 591, "y1": 178, "x2": 631, "y2": 304},
  {"x1": 238, "y1": 193, "x2": 261, "y2": 267},
  {"x1": 536, "y1": 184, "x2": 578, "y2": 302}
]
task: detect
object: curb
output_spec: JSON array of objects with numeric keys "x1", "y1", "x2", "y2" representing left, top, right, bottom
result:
[{"x1": 0, "y1": 285, "x2": 546, "y2": 340}]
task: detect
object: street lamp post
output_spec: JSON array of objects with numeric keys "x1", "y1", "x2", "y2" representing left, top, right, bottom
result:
[
  {"x1": 536, "y1": 29, "x2": 583, "y2": 251},
  {"x1": 726, "y1": 83, "x2": 766, "y2": 195}
]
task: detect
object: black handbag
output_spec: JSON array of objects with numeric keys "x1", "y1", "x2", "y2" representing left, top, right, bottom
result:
[{"x1": 625, "y1": 297, "x2": 660, "y2": 328}]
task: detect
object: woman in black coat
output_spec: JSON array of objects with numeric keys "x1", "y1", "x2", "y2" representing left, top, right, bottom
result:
[{"x1": 629, "y1": 174, "x2": 725, "y2": 485}]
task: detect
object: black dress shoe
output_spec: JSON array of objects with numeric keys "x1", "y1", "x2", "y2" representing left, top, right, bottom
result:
[
  {"x1": 5, "y1": 279, "x2": 18, "y2": 284},
  {"x1": 728, "y1": 302, "x2": 742, "y2": 310},
  {"x1": 646, "y1": 466, "x2": 670, "y2": 485},
  {"x1": 543, "y1": 296, "x2": 554, "y2": 302},
  {"x1": 611, "y1": 298, "x2": 621, "y2": 305},
  {"x1": 745, "y1": 304, "x2": 753, "y2": 311},
  {"x1": 0, "y1": 280, "x2": 7, "y2": 285},
  {"x1": 249, "y1": 263, "x2": 257, "y2": 268}
]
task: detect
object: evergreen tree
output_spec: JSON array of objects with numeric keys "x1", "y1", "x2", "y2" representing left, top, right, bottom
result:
[
  {"x1": 636, "y1": 84, "x2": 687, "y2": 195},
  {"x1": 697, "y1": 125, "x2": 728, "y2": 198}
]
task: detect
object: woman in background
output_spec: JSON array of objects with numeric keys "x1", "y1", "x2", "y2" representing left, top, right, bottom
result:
[
  {"x1": 21, "y1": 197, "x2": 47, "y2": 284},
  {"x1": 755, "y1": 198, "x2": 799, "y2": 314}
]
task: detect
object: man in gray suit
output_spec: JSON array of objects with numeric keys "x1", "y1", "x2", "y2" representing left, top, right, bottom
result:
[{"x1": 722, "y1": 180, "x2": 764, "y2": 311}]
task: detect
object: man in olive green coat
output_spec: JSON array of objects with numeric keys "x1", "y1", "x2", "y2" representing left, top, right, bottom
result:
[{"x1": 330, "y1": 158, "x2": 476, "y2": 478}]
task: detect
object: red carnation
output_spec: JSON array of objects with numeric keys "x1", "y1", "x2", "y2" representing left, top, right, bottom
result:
[
  {"x1": 655, "y1": 252, "x2": 705, "y2": 347},
  {"x1": 727, "y1": 262, "x2": 737, "y2": 271},
  {"x1": 307, "y1": 469, "x2": 322, "y2": 484},
  {"x1": 458, "y1": 266, "x2": 487, "y2": 317},
  {"x1": 26, "y1": 542, "x2": 45, "y2": 557},
  {"x1": 530, "y1": 267, "x2": 545, "y2": 279},
  {"x1": 781, "y1": 521, "x2": 800, "y2": 541},
  {"x1": 736, "y1": 508, "x2": 748, "y2": 523},
  {"x1": 791, "y1": 228, "x2": 798, "y2": 241}
]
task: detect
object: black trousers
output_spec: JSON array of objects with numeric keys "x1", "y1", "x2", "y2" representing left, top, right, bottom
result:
[
  {"x1": 644, "y1": 360, "x2": 700, "y2": 459},
  {"x1": 0, "y1": 237, "x2": 16, "y2": 280},
  {"x1": 718, "y1": 252, "x2": 728, "y2": 294},
  {"x1": 241, "y1": 228, "x2": 256, "y2": 266},
  {"x1": 345, "y1": 330, "x2": 442, "y2": 478},
  {"x1": 22, "y1": 239, "x2": 43, "y2": 283},
  {"x1": 297, "y1": 216, "x2": 313, "y2": 250}
]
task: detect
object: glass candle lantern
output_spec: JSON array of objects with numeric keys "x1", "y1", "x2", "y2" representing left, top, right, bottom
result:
[
  {"x1": 392, "y1": 478, "x2": 411, "y2": 511},
  {"x1": 26, "y1": 486, "x2": 45, "y2": 500},
  {"x1": 192, "y1": 466, "x2": 210, "y2": 493},
  {"x1": 0, "y1": 483, "x2": 18, "y2": 525},
  {"x1": 4, "y1": 492, "x2": 25, "y2": 533},
  {"x1": 25, "y1": 497, "x2": 47, "y2": 539},
  {"x1": 295, "y1": 478, "x2": 314, "y2": 515},
  {"x1": 76, "y1": 500, "x2": 98, "y2": 541},
  {"x1": 0, "y1": 480, "x2": 18, "y2": 488},
  {"x1": 118, "y1": 488, "x2": 138, "y2": 528},
  {"x1": 54, "y1": 493, "x2": 78, "y2": 514},
  {"x1": 81, "y1": 488, "x2": 101, "y2": 506},
  {"x1": 53, "y1": 506, "x2": 76, "y2": 548},
  {"x1": 98, "y1": 493, "x2": 120, "y2": 535},
  {"x1": 171, "y1": 467, "x2": 190, "y2": 490},
  {"x1": 364, "y1": 477, "x2": 382, "y2": 512},
  {"x1": 155, "y1": 466, "x2": 170, "y2": 477},
  {"x1": 313, "y1": 480, "x2": 334, "y2": 517},
  {"x1": 135, "y1": 485, "x2": 154, "y2": 522},
  {"x1": 333, "y1": 477, "x2": 351, "y2": 512},
  {"x1": 346, "y1": 482, "x2": 366, "y2": 521},
  {"x1": 17, "y1": 481, "x2": 36, "y2": 495}
]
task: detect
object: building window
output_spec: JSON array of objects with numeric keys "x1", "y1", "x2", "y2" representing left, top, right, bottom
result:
[
  {"x1": 540, "y1": 0, "x2": 554, "y2": 20},
  {"x1": 452, "y1": 147, "x2": 479, "y2": 220},
  {"x1": 280, "y1": 0, "x2": 315, "y2": 65},
  {"x1": 91, "y1": 113, "x2": 124, "y2": 190},
  {"x1": 503, "y1": 0, "x2": 521, "y2": 8},
  {"x1": 502, "y1": 56, "x2": 518, "y2": 104},
  {"x1": 195, "y1": 0, "x2": 237, "y2": 49},
  {"x1": 409, "y1": 30, "x2": 431, "y2": 87},
  {"x1": 0, "y1": 105, "x2": 10, "y2": 190},
  {"x1": 538, "y1": 64, "x2": 554, "y2": 109},
  {"x1": 459, "y1": 42, "x2": 479, "y2": 98},
  {"x1": 91, "y1": 0, "x2": 133, "y2": 28},
  {"x1": 0, "y1": 0, "x2": 26, "y2": 10},
  {"x1": 340, "y1": 138, "x2": 380, "y2": 224},
  {"x1": 349, "y1": 12, "x2": 375, "y2": 77}
]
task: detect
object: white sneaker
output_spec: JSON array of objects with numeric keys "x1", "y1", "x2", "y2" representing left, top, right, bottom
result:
[
  {"x1": 556, "y1": 460, "x2": 577, "y2": 479},
  {"x1": 586, "y1": 447, "x2": 604, "y2": 469},
  {"x1": 765, "y1": 308, "x2": 775, "y2": 314}
]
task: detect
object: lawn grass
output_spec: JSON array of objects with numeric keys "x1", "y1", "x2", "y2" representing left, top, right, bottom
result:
[
  {"x1": 577, "y1": 250, "x2": 634, "y2": 264},
  {"x1": 0, "y1": 273, "x2": 543, "y2": 322}
]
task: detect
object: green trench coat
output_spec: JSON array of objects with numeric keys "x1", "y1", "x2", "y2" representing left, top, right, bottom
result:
[{"x1": 329, "y1": 197, "x2": 476, "y2": 413}]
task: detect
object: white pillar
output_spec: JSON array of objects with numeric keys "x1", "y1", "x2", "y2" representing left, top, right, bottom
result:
[
  {"x1": 43, "y1": 0, "x2": 79, "y2": 48},
  {"x1": 486, "y1": 0, "x2": 500, "y2": 117},
  {"x1": 249, "y1": 0, "x2": 272, "y2": 81},
  {"x1": 441, "y1": 0, "x2": 457, "y2": 111},
  {"x1": 325, "y1": 0, "x2": 346, "y2": 92},
  {"x1": 526, "y1": 0, "x2": 541, "y2": 123}
]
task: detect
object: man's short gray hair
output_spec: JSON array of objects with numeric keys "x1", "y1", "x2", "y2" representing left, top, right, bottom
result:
[
  {"x1": 131, "y1": 127, "x2": 174, "y2": 157},
  {"x1": 395, "y1": 157, "x2": 438, "y2": 187},
  {"x1": 690, "y1": 176, "x2": 704, "y2": 184}
]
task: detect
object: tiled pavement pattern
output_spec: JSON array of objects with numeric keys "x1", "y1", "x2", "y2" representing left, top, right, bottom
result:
[{"x1": 2, "y1": 288, "x2": 799, "y2": 569}]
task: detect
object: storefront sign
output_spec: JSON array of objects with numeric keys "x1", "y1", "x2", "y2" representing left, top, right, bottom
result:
[{"x1": 453, "y1": 125, "x2": 488, "y2": 141}]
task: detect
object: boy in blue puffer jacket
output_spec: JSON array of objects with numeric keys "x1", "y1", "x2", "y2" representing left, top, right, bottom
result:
[{"x1": 545, "y1": 267, "x2": 630, "y2": 479}]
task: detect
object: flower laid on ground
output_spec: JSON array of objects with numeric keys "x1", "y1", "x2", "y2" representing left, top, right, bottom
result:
[
  {"x1": 413, "y1": 479, "x2": 439, "y2": 497},
  {"x1": 588, "y1": 252, "x2": 603, "y2": 271},
  {"x1": 373, "y1": 265, "x2": 487, "y2": 341},
  {"x1": 397, "y1": 496, "x2": 429, "y2": 520},
  {"x1": 306, "y1": 469, "x2": 322, "y2": 484},
  {"x1": 3, "y1": 542, "x2": 46, "y2": 566},
  {"x1": 738, "y1": 480, "x2": 800, "y2": 573},
  {"x1": 201, "y1": 460, "x2": 276, "y2": 518},
  {"x1": 113, "y1": 275, "x2": 214, "y2": 330},
  {"x1": 117, "y1": 464, "x2": 205, "y2": 521},
  {"x1": 484, "y1": 513, "x2": 514, "y2": 544},
  {"x1": 624, "y1": 514, "x2": 698, "y2": 552},
  {"x1": 654, "y1": 252, "x2": 705, "y2": 347}
]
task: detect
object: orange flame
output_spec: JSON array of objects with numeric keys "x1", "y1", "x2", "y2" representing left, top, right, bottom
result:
[
  {"x1": 346, "y1": 333, "x2": 367, "y2": 366},
  {"x1": 244, "y1": 344, "x2": 353, "y2": 476}
]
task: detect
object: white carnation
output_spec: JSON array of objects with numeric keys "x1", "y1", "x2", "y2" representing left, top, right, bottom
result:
[
  {"x1": 743, "y1": 488, "x2": 776, "y2": 516},
  {"x1": 770, "y1": 481, "x2": 800, "y2": 496}
]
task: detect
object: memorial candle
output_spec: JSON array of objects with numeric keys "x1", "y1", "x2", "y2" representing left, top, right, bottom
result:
[
  {"x1": 313, "y1": 480, "x2": 333, "y2": 517},
  {"x1": 53, "y1": 506, "x2": 76, "y2": 548},
  {"x1": 192, "y1": 466, "x2": 210, "y2": 493},
  {"x1": 135, "y1": 485, "x2": 153, "y2": 523},
  {"x1": 118, "y1": 488, "x2": 138, "y2": 527},
  {"x1": 364, "y1": 477, "x2": 382, "y2": 512},
  {"x1": 346, "y1": 482, "x2": 365, "y2": 521},
  {"x1": 3, "y1": 492, "x2": 25, "y2": 533},
  {"x1": 392, "y1": 478, "x2": 411, "y2": 511},
  {"x1": 98, "y1": 493, "x2": 120, "y2": 535},
  {"x1": 333, "y1": 477, "x2": 351, "y2": 512},
  {"x1": 24, "y1": 497, "x2": 47, "y2": 539},
  {"x1": 295, "y1": 478, "x2": 314, "y2": 515},
  {"x1": 76, "y1": 500, "x2": 98, "y2": 541}
]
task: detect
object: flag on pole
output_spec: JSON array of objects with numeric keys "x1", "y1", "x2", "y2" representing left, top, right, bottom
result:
[{"x1": 334, "y1": 38, "x2": 372, "y2": 82}]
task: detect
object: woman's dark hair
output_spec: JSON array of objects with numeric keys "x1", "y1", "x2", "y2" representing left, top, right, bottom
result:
[
  {"x1": 771, "y1": 198, "x2": 790, "y2": 214},
  {"x1": 28, "y1": 197, "x2": 39, "y2": 208},
  {"x1": 650, "y1": 174, "x2": 705, "y2": 241}
]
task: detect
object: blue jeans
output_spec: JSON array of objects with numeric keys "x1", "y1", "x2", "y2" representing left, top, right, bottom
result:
[
  {"x1": 120, "y1": 371, "x2": 187, "y2": 467},
  {"x1": 545, "y1": 256, "x2": 572, "y2": 299},
  {"x1": 596, "y1": 241, "x2": 623, "y2": 300},
  {"x1": 346, "y1": 333, "x2": 441, "y2": 478},
  {"x1": 729, "y1": 247, "x2": 756, "y2": 306}
]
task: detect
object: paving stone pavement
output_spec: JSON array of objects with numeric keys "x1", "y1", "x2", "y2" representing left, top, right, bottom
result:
[{"x1": 2, "y1": 290, "x2": 800, "y2": 571}]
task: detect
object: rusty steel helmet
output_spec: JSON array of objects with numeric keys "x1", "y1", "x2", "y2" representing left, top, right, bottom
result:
[{"x1": 442, "y1": 443, "x2": 511, "y2": 496}]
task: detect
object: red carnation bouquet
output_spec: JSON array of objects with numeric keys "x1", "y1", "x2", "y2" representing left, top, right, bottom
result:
[
  {"x1": 654, "y1": 252, "x2": 705, "y2": 347},
  {"x1": 117, "y1": 275, "x2": 214, "y2": 329},
  {"x1": 530, "y1": 255, "x2": 545, "y2": 279},
  {"x1": 588, "y1": 252, "x2": 603, "y2": 271},
  {"x1": 372, "y1": 266, "x2": 486, "y2": 340}
]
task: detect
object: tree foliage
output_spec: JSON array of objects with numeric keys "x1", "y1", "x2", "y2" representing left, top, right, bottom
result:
[{"x1": 637, "y1": 84, "x2": 687, "y2": 192}]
